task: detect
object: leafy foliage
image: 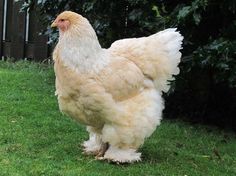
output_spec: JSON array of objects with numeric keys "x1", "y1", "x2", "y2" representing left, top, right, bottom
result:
[
  {"x1": 24, "y1": 0, "x2": 236, "y2": 128},
  {"x1": 163, "y1": 0, "x2": 236, "y2": 128},
  {"x1": 24, "y1": 0, "x2": 169, "y2": 46}
]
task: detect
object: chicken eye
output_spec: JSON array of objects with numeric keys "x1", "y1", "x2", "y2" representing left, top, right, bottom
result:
[{"x1": 60, "y1": 19, "x2": 65, "y2": 22}]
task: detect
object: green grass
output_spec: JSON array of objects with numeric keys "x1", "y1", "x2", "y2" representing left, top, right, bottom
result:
[{"x1": 0, "y1": 60, "x2": 236, "y2": 176}]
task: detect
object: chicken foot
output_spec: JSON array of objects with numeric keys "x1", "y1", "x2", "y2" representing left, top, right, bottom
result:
[{"x1": 95, "y1": 142, "x2": 109, "y2": 158}]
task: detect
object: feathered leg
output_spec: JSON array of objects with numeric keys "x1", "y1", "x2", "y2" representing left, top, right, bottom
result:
[
  {"x1": 101, "y1": 145, "x2": 141, "y2": 163},
  {"x1": 99, "y1": 89, "x2": 163, "y2": 163},
  {"x1": 82, "y1": 126, "x2": 108, "y2": 156}
]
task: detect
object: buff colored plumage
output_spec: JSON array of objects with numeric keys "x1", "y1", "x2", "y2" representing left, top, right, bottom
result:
[{"x1": 52, "y1": 11, "x2": 183, "y2": 163}]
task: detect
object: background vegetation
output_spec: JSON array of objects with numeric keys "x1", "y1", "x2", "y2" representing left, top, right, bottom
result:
[{"x1": 24, "y1": 0, "x2": 236, "y2": 129}]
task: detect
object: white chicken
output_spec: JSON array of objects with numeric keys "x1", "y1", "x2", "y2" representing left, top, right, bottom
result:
[{"x1": 51, "y1": 11, "x2": 183, "y2": 163}]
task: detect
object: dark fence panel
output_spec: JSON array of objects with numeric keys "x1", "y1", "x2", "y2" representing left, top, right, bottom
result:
[
  {"x1": 0, "y1": 0, "x2": 49, "y2": 61},
  {"x1": 11, "y1": 0, "x2": 26, "y2": 59},
  {"x1": 26, "y1": 8, "x2": 48, "y2": 60},
  {"x1": 0, "y1": 0, "x2": 4, "y2": 57}
]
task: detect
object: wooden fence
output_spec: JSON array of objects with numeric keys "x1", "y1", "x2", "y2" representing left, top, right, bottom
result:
[{"x1": 0, "y1": 0, "x2": 49, "y2": 60}]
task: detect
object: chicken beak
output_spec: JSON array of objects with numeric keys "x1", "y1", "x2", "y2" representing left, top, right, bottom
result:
[{"x1": 51, "y1": 21, "x2": 57, "y2": 28}]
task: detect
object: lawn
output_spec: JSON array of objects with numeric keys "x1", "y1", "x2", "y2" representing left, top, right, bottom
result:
[{"x1": 0, "y1": 60, "x2": 235, "y2": 176}]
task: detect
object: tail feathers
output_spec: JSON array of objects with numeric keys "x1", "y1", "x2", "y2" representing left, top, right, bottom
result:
[
  {"x1": 149, "y1": 28, "x2": 183, "y2": 92},
  {"x1": 109, "y1": 28, "x2": 183, "y2": 93}
]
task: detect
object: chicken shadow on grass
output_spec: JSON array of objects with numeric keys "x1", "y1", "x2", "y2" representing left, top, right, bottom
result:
[{"x1": 140, "y1": 145, "x2": 168, "y2": 164}]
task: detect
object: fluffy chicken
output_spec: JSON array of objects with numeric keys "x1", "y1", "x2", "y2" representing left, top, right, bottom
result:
[{"x1": 51, "y1": 11, "x2": 183, "y2": 163}]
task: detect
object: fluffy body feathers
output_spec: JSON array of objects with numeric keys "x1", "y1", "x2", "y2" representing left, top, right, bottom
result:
[{"x1": 52, "y1": 11, "x2": 183, "y2": 163}]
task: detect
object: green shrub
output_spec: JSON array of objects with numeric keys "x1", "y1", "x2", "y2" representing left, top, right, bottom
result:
[{"x1": 164, "y1": 0, "x2": 236, "y2": 129}]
